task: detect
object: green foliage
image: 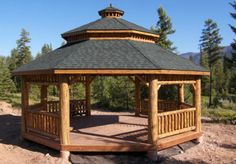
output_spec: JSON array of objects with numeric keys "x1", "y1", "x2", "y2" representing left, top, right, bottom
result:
[
  {"x1": 199, "y1": 19, "x2": 223, "y2": 106},
  {"x1": 29, "y1": 84, "x2": 40, "y2": 105},
  {"x1": 70, "y1": 83, "x2": 85, "y2": 100},
  {"x1": 184, "y1": 85, "x2": 194, "y2": 105},
  {"x1": 200, "y1": 19, "x2": 222, "y2": 64},
  {"x1": 230, "y1": 1, "x2": 236, "y2": 67},
  {"x1": 0, "y1": 93, "x2": 21, "y2": 107},
  {"x1": 152, "y1": 6, "x2": 176, "y2": 51},
  {"x1": 229, "y1": 72, "x2": 236, "y2": 93},
  {"x1": 6, "y1": 29, "x2": 33, "y2": 91},
  {"x1": 92, "y1": 76, "x2": 134, "y2": 110},
  {"x1": 212, "y1": 60, "x2": 224, "y2": 95},
  {"x1": 0, "y1": 57, "x2": 16, "y2": 96},
  {"x1": 36, "y1": 43, "x2": 53, "y2": 58},
  {"x1": 159, "y1": 85, "x2": 178, "y2": 101},
  {"x1": 7, "y1": 48, "x2": 18, "y2": 72},
  {"x1": 16, "y1": 29, "x2": 32, "y2": 67},
  {"x1": 202, "y1": 96, "x2": 236, "y2": 123}
]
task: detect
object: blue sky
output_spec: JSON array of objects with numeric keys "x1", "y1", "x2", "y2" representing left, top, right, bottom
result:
[{"x1": 0, "y1": 0, "x2": 234, "y2": 56}]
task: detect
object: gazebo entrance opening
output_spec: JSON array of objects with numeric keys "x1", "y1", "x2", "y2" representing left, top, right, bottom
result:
[{"x1": 22, "y1": 74, "x2": 201, "y2": 154}]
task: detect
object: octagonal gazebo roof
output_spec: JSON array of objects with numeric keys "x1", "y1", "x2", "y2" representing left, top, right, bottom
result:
[{"x1": 13, "y1": 5, "x2": 208, "y2": 76}]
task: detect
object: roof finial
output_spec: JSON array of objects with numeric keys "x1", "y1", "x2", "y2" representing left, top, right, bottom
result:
[{"x1": 110, "y1": 3, "x2": 112, "y2": 7}]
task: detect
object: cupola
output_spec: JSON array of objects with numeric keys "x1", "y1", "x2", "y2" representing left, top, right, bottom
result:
[{"x1": 98, "y1": 4, "x2": 124, "y2": 18}]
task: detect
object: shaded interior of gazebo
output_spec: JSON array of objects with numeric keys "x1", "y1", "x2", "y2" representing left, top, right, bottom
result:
[{"x1": 13, "y1": 5, "x2": 209, "y2": 159}]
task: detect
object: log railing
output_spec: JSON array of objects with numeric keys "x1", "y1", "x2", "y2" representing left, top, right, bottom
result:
[
  {"x1": 47, "y1": 101, "x2": 60, "y2": 113},
  {"x1": 46, "y1": 100, "x2": 87, "y2": 116},
  {"x1": 25, "y1": 99, "x2": 87, "y2": 139},
  {"x1": 26, "y1": 109, "x2": 59, "y2": 138},
  {"x1": 141, "y1": 99, "x2": 193, "y2": 114},
  {"x1": 70, "y1": 99, "x2": 87, "y2": 116},
  {"x1": 157, "y1": 108, "x2": 196, "y2": 138}
]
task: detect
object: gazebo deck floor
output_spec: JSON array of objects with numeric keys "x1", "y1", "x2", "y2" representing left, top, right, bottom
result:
[
  {"x1": 63, "y1": 111, "x2": 201, "y2": 152},
  {"x1": 68, "y1": 112, "x2": 150, "y2": 152}
]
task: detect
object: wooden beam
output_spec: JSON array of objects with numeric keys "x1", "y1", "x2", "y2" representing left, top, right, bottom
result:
[
  {"x1": 61, "y1": 144, "x2": 152, "y2": 152},
  {"x1": 59, "y1": 76, "x2": 70, "y2": 145},
  {"x1": 62, "y1": 29, "x2": 160, "y2": 38},
  {"x1": 135, "y1": 77, "x2": 141, "y2": 116},
  {"x1": 157, "y1": 131, "x2": 202, "y2": 150},
  {"x1": 21, "y1": 78, "x2": 29, "y2": 135},
  {"x1": 195, "y1": 78, "x2": 201, "y2": 133},
  {"x1": 13, "y1": 69, "x2": 210, "y2": 76},
  {"x1": 85, "y1": 75, "x2": 91, "y2": 116},
  {"x1": 157, "y1": 80, "x2": 196, "y2": 85},
  {"x1": 22, "y1": 132, "x2": 60, "y2": 150},
  {"x1": 135, "y1": 75, "x2": 149, "y2": 86}
]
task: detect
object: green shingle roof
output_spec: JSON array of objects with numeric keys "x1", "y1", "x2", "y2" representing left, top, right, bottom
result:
[
  {"x1": 62, "y1": 18, "x2": 156, "y2": 37},
  {"x1": 13, "y1": 40, "x2": 206, "y2": 73}
]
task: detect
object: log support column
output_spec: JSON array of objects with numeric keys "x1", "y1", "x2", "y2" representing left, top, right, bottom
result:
[
  {"x1": 85, "y1": 75, "x2": 91, "y2": 116},
  {"x1": 147, "y1": 76, "x2": 159, "y2": 161},
  {"x1": 59, "y1": 76, "x2": 70, "y2": 158},
  {"x1": 135, "y1": 77, "x2": 141, "y2": 116},
  {"x1": 178, "y1": 84, "x2": 184, "y2": 103},
  {"x1": 194, "y1": 77, "x2": 202, "y2": 143},
  {"x1": 21, "y1": 78, "x2": 29, "y2": 136}
]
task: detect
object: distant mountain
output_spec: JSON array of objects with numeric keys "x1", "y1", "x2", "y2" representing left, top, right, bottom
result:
[{"x1": 180, "y1": 46, "x2": 232, "y2": 64}]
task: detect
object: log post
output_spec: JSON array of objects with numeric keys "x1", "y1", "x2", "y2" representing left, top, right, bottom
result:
[
  {"x1": 193, "y1": 77, "x2": 202, "y2": 143},
  {"x1": 21, "y1": 78, "x2": 29, "y2": 135},
  {"x1": 148, "y1": 76, "x2": 159, "y2": 160},
  {"x1": 85, "y1": 75, "x2": 91, "y2": 116},
  {"x1": 178, "y1": 84, "x2": 184, "y2": 103},
  {"x1": 40, "y1": 85, "x2": 48, "y2": 109},
  {"x1": 135, "y1": 77, "x2": 141, "y2": 116},
  {"x1": 195, "y1": 78, "x2": 201, "y2": 132},
  {"x1": 59, "y1": 76, "x2": 70, "y2": 146}
]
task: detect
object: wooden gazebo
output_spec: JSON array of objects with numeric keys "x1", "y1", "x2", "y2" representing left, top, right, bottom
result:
[{"x1": 13, "y1": 5, "x2": 209, "y2": 160}]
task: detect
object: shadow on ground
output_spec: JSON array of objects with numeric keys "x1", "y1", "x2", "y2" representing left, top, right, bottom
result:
[
  {"x1": 70, "y1": 142, "x2": 204, "y2": 164},
  {"x1": 0, "y1": 114, "x2": 60, "y2": 157}
]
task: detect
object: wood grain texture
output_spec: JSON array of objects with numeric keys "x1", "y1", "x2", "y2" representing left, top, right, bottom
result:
[
  {"x1": 148, "y1": 77, "x2": 158, "y2": 148},
  {"x1": 59, "y1": 76, "x2": 70, "y2": 145},
  {"x1": 21, "y1": 78, "x2": 29, "y2": 135},
  {"x1": 195, "y1": 78, "x2": 201, "y2": 132}
]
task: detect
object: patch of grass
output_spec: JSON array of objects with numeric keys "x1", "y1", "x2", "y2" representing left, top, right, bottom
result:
[
  {"x1": 202, "y1": 107, "x2": 236, "y2": 124},
  {"x1": 201, "y1": 95, "x2": 236, "y2": 124}
]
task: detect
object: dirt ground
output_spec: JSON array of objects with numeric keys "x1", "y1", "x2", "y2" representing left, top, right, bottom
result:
[{"x1": 0, "y1": 101, "x2": 235, "y2": 164}]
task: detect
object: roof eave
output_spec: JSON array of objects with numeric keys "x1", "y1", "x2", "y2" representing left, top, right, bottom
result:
[{"x1": 12, "y1": 69, "x2": 210, "y2": 76}]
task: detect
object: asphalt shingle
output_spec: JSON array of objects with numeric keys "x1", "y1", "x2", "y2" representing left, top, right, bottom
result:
[{"x1": 13, "y1": 40, "x2": 207, "y2": 73}]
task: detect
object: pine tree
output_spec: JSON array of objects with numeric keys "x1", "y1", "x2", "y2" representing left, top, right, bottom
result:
[
  {"x1": 152, "y1": 6, "x2": 176, "y2": 51},
  {"x1": 229, "y1": 1, "x2": 236, "y2": 94},
  {"x1": 14, "y1": 29, "x2": 33, "y2": 91},
  {"x1": 36, "y1": 43, "x2": 53, "y2": 58},
  {"x1": 189, "y1": 56, "x2": 194, "y2": 63},
  {"x1": 0, "y1": 57, "x2": 16, "y2": 96},
  {"x1": 230, "y1": 1, "x2": 236, "y2": 67},
  {"x1": 199, "y1": 19, "x2": 222, "y2": 107},
  {"x1": 7, "y1": 48, "x2": 18, "y2": 72},
  {"x1": 16, "y1": 28, "x2": 32, "y2": 67}
]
